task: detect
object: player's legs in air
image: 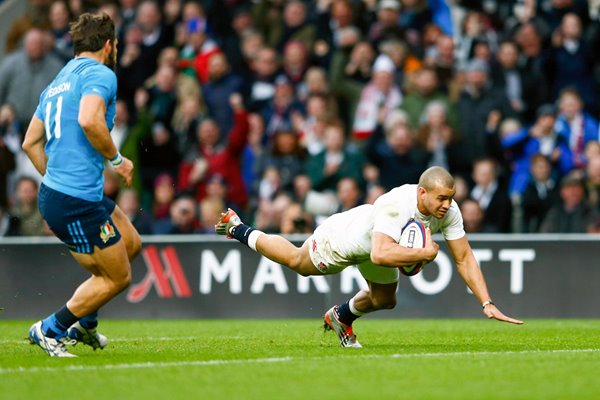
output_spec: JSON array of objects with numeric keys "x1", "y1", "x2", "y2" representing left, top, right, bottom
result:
[
  {"x1": 215, "y1": 208, "x2": 317, "y2": 276},
  {"x1": 324, "y1": 262, "x2": 398, "y2": 348},
  {"x1": 29, "y1": 186, "x2": 141, "y2": 357}
]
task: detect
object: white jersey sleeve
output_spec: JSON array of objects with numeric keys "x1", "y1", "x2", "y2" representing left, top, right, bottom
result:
[{"x1": 372, "y1": 185, "x2": 418, "y2": 242}]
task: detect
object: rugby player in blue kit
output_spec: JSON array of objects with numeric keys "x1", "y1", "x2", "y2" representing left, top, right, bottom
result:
[{"x1": 22, "y1": 13, "x2": 141, "y2": 357}]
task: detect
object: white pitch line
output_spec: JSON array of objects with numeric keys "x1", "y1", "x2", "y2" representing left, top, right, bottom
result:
[
  {"x1": 1, "y1": 349, "x2": 598, "y2": 375},
  {"x1": 0, "y1": 336, "x2": 245, "y2": 345}
]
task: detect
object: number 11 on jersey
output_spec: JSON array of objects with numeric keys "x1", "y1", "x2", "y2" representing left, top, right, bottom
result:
[{"x1": 45, "y1": 95, "x2": 63, "y2": 140}]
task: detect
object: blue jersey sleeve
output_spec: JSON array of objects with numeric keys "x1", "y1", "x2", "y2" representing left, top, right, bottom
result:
[{"x1": 80, "y1": 65, "x2": 117, "y2": 106}]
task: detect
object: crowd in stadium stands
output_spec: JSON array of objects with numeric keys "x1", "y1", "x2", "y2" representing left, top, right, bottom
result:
[{"x1": 1, "y1": 0, "x2": 600, "y2": 237}]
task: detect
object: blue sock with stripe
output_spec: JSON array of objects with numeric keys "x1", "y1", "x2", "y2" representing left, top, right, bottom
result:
[
  {"x1": 41, "y1": 305, "x2": 79, "y2": 339},
  {"x1": 336, "y1": 301, "x2": 361, "y2": 326},
  {"x1": 79, "y1": 311, "x2": 98, "y2": 329}
]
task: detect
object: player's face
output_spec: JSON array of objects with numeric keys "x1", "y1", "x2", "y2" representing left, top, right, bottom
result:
[{"x1": 419, "y1": 185, "x2": 455, "y2": 219}]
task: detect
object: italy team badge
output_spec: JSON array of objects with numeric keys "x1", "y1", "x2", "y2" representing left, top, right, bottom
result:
[{"x1": 100, "y1": 220, "x2": 116, "y2": 243}]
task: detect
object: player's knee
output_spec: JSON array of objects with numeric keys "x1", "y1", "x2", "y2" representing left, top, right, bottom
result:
[
  {"x1": 371, "y1": 295, "x2": 397, "y2": 310},
  {"x1": 109, "y1": 269, "x2": 132, "y2": 294},
  {"x1": 289, "y1": 251, "x2": 313, "y2": 276},
  {"x1": 128, "y1": 233, "x2": 142, "y2": 261}
]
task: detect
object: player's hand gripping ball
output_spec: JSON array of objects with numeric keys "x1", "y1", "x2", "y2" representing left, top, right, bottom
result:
[{"x1": 398, "y1": 220, "x2": 427, "y2": 276}]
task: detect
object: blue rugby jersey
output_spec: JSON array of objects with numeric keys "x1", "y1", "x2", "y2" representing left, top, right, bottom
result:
[{"x1": 34, "y1": 57, "x2": 117, "y2": 202}]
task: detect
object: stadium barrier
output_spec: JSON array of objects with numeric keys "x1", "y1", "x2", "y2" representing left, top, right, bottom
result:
[{"x1": 0, "y1": 234, "x2": 598, "y2": 319}]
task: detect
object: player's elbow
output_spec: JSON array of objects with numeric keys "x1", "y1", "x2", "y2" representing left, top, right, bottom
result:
[
  {"x1": 21, "y1": 138, "x2": 33, "y2": 154},
  {"x1": 78, "y1": 114, "x2": 96, "y2": 132},
  {"x1": 370, "y1": 251, "x2": 387, "y2": 267}
]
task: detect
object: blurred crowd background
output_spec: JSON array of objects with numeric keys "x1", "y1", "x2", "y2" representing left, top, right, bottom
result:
[{"x1": 1, "y1": 0, "x2": 600, "y2": 237}]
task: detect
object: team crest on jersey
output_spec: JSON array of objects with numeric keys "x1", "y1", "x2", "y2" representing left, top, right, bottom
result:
[{"x1": 99, "y1": 221, "x2": 116, "y2": 243}]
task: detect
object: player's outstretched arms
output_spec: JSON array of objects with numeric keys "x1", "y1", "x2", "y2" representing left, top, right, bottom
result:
[
  {"x1": 114, "y1": 156, "x2": 134, "y2": 187},
  {"x1": 483, "y1": 303, "x2": 524, "y2": 325}
]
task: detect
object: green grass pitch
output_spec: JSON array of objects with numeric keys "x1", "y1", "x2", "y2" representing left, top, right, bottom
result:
[{"x1": 1, "y1": 319, "x2": 599, "y2": 400}]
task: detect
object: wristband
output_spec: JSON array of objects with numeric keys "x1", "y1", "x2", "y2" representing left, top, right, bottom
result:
[
  {"x1": 482, "y1": 300, "x2": 494, "y2": 309},
  {"x1": 110, "y1": 152, "x2": 123, "y2": 167}
]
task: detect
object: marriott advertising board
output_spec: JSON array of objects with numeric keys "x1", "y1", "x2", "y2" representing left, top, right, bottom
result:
[{"x1": 0, "y1": 234, "x2": 598, "y2": 318}]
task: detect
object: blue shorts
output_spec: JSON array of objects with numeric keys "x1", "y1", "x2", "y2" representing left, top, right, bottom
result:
[{"x1": 38, "y1": 183, "x2": 121, "y2": 254}]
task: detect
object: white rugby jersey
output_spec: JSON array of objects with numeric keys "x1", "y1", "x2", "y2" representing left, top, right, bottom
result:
[{"x1": 312, "y1": 184, "x2": 465, "y2": 266}]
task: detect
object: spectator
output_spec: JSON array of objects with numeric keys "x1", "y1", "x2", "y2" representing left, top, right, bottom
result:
[
  {"x1": 555, "y1": 87, "x2": 600, "y2": 169},
  {"x1": 138, "y1": 118, "x2": 181, "y2": 199},
  {"x1": 146, "y1": 64, "x2": 178, "y2": 129},
  {"x1": 540, "y1": 171, "x2": 597, "y2": 233},
  {"x1": 0, "y1": 206, "x2": 17, "y2": 236},
  {"x1": 256, "y1": 129, "x2": 307, "y2": 195},
  {"x1": 0, "y1": 105, "x2": 17, "y2": 209},
  {"x1": 329, "y1": 40, "x2": 375, "y2": 127},
  {"x1": 305, "y1": 120, "x2": 365, "y2": 192},
  {"x1": 548, "y1": 13, "x2": 596, "y2": 111},
  {"x1": 247, "y1": 47, "x2": 281, "y2": 112},
  {"x1": 281, "y1": 40, "x2": 311, "y2": 92},
  {"x1": 469, "y1": 157, "x2": 512, "y2": 233},
  {"x1": 415, "y1": 100, "x2": 460, "y2": 172},
  {"x1": 423, "y1": 34, "x2": 455, "y2": 91},
  {"x1": 153, "y1": 194, "x2": 199, "y2": 234},
  {"x1": 379, "y1": 39, "x2": 423, "y2": 90},
  {"x1": 367, "y1": 0, "x2": 405, "y2": 49},
  {"x1": 460, "y1": 197, "x2": 492, "y2": 233},
  {"x1": 584, "y1": 155, "x2": 600, "y2": 211},
  {"x1": 0, "y1": 28, "x2": 64, "y2": 130},
  {"x1": 366, "y1": 122, "x2": 429, "y2": 191},
  {"x1": 198, "y1": 196, "x2": 225, "y2": 234},
  {"x1": 118, "y1": 0, "x2": 175, "y2": 104},
  {"x1": 452, "y1": 174, "x2": 470, "y2": 205},
  {"x1": 365, "y1": 183, "x2": 385, "y2": 204},
  {"x1": 314, "y1": 0, "x2": 362, "y2": 67},
  {"x1": 202, "y1": 52, "x2": 244, "y2": 136},
  {"x1": 521, "y1": 154, "x2": 559, "y2": 233},
  {"x1": 254, "y1": 191, "x2": 293, "y2": 233},
  {"x1": 502, "y1": 104, "x2": 574, "y2": 196},
  {"x1": 513, "y1": 22, "x2": 550, "y2": 122},
  {"x1": 294, "y1": 93, "x2": 332, "y2": 156},
  {"x1": 352, "y1": 54, "x2": 402, "y2": 142},
  {"x1": 261, "y1": 76, "x2": 304, "y2": 138},
  {"x1": 5, "y1": 0, "x2": 51, "y2": 54},
  {"x1": 116, "y1": 188, "x2": 154, "y2": 235},
  {"x1": 254, "y1": 0, "x2": 316, "y2": 52},
  {"x1": 400, "y1": 67, "x2": 457, "y2": 131},
  {"x1": 220, "y1": 6, "x2": 254, "y2": 80},
  {"x1": 456, "y1": 10, "x2": 498, "y2": 66},
  {"x1": 336, "y1": 176, "x2": 363, "y2": 212},
  {"x1": 151, "y1": 173, "x2": 176, "y2": 224},
  {"x1": 9, "y1": 176, "x2": 48, "y2": 236},
  {"x1": 48, "y1": 0, "x2": 74, "y2": 62},
  {"x1": 178, "y1": 93, "x2": 250, "y2": 210},
  {"x1": 279, "y1": 201, "x2": 313, "y2": 234},
  {"x1": 490, "y1": 40, "x2": 527, "y2": 119},
  {"x1": 455, "y1": 59, "x2": 514, "y2": 175}
]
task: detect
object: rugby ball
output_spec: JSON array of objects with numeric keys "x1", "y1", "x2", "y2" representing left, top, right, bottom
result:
[{"x1": 398, "y1": 220, "x2": 427, "y2": 276}]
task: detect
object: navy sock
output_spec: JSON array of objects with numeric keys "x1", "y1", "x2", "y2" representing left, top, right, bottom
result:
[
  {"x1": 41, "y1": 305, "x2": 79, "y2": 338},
  {"x1": 231, "y1": 224, "x2": 255, "y2": 247},
  {"x1": 336, "y1": 300, "x2": 360, "y2": 326},
  {"x1": 79, "y1": 311, "x2": 98, "y2": 329}
]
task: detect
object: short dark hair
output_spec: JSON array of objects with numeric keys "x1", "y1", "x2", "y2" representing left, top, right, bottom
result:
[{"x1": 70, "y1": 13, "x2": 115, "y2": 55}]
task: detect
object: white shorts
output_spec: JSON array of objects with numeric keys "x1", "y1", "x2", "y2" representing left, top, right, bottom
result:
[{"x1": 306, "y1": 235, "x2": 399, "y2": 285}]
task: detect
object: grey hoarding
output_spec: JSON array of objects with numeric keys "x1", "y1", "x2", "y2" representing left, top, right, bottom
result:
[{"x1": 0, "y1": 234, "x2": 599, "y2": 319}]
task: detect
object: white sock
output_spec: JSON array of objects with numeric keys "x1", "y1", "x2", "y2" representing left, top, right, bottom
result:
[
  {"x1": 247, "y1": 230, "x2": 263, "y2": 252},
  {"x1": 349, "y1": 297, "x2": 366, "y2": 316}
]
